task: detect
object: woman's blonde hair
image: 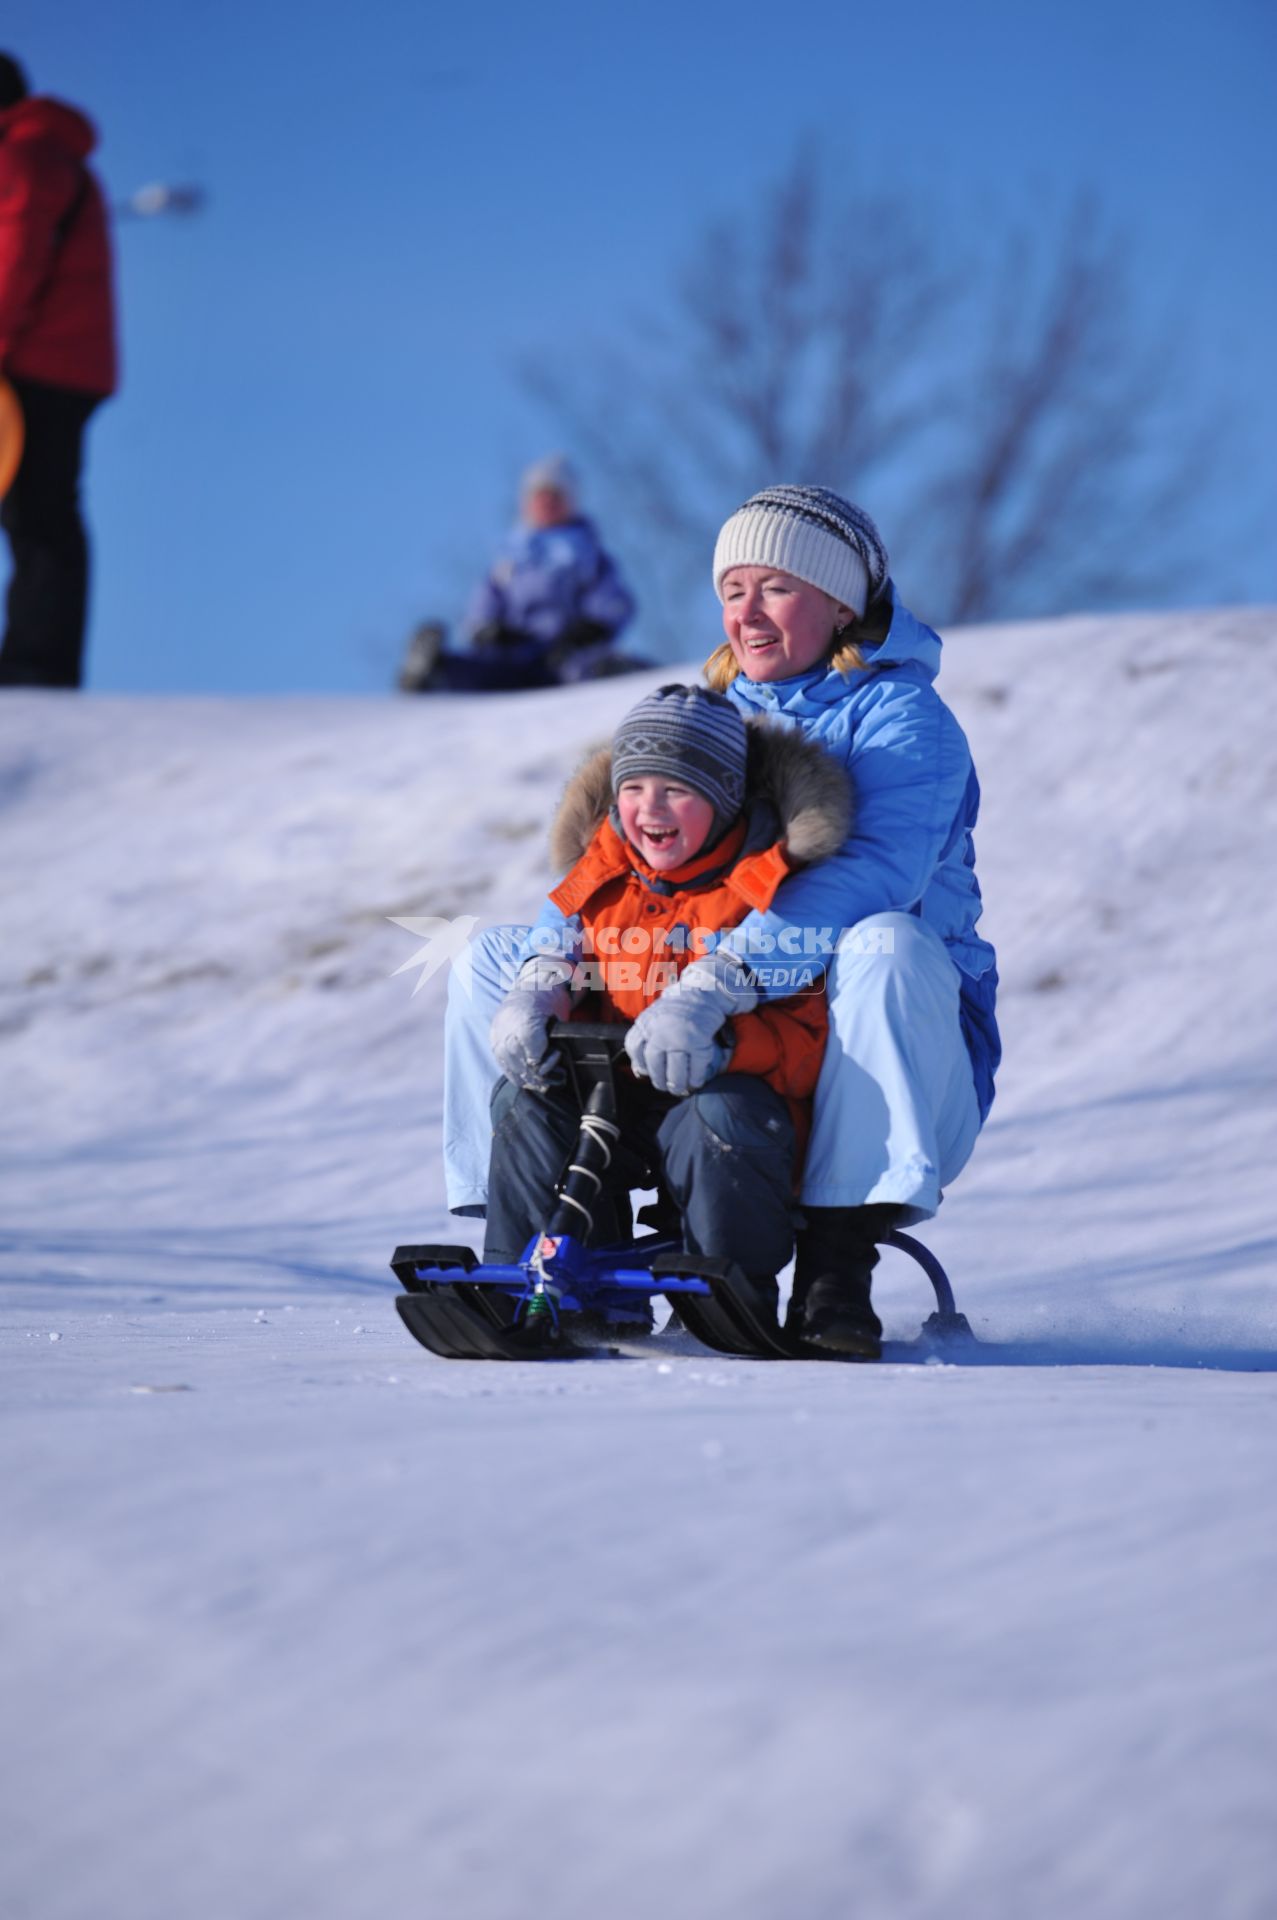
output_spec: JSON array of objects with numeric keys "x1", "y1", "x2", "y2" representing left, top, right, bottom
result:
[{"x1": 704, "y1": 627, "x2": 866, "y2": 693}]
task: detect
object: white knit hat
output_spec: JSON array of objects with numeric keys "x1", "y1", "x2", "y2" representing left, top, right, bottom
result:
[
  {"x1": 712, "y1": 485, "x2": 889, "y2": 617},
  {"x1": 521, "y1": 453, "x2": 578, "y2": 506}
]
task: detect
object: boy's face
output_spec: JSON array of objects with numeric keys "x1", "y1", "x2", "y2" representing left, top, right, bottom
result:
[{"x1": 616, "y1": 776, "x2": 716, "y2": 871}]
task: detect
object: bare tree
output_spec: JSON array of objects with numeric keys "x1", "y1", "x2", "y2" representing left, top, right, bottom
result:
[
  {"x1": 910, "y1": 196, "x2": 1224, "y2": 623},
  {"x1": 522, "y1": 154, "x2": 1227, "y2": 641},
  {"x1": 521, "y1": 152, "x2": 951, "y2": 645}
]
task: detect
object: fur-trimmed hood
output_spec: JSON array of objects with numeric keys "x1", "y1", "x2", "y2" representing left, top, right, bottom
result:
[{"x1": 549, "y1": 718, "x2": 852, "y2": 875}]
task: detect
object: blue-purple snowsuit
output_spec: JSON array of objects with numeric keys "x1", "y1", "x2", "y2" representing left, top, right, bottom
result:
[{"x1": 461, "y1": 515, "x2": 636, "y2": 686}]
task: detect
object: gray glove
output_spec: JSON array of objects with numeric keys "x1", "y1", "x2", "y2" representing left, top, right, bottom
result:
[
  {"x1": 490, "y1": 956, "x2": 575, "y2": 1093},
  {"x1": 625, "y1": 951, "x2": 760, "y2": 1097}
]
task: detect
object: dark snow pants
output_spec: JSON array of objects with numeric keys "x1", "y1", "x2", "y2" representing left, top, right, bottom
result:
[
  {"x1": 427, "y1": 629, "x2": 558, "y2": 693},
  {"x1": 484, "y1": 1070, "x2": 800, "y2": 1278},
  {"x1": 0, "y1": 380, "x2": 101, "y2": 689}
]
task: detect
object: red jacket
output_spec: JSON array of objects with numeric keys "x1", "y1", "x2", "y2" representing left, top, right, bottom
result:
[
  {"x1": 545, "y1": 722, "x2": 854, "y2": 1145},
  {"x1": 0, "y1": 97, "x2": 118, "y2": 395}
]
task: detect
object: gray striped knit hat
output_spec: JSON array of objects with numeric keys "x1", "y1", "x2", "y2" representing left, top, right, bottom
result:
[
  {"x1": 712, "y1": 485, "x2": 889, "y2": 616},
  {"x1": 611, "y1": 683, "x2": 747, "y2": 821}
]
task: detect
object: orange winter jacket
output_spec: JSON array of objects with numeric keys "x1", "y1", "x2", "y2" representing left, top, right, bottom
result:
[{"x1": 544, "y1": 720, "x2": 853, "y2": 1132}]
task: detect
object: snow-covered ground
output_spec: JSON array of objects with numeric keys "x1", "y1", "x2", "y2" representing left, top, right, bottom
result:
[{"x1": 3, "y1": 607, "x2": 1276, "y2": 1920}]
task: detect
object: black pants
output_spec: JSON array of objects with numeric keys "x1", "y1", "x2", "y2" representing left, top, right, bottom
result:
[
  {"x1": 484, "y1": 1070, "x2": 800, "y2": 1279},
  {"x1": 0, "y1": 379, "x2": 102, "y2": 689}
]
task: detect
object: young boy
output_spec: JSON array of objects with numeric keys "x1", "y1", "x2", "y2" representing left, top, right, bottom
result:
[{"x1": 484, "y1": 683, "x2": 851, "y2": 1321}]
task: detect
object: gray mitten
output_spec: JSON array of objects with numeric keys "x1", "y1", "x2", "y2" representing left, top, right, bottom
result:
[
  {"x1": 624, "y1": 951, "x2": 759, "y2": 1097},
  {"x1": 490, "y1": 956, "x2": 575, "y2": 1093}
]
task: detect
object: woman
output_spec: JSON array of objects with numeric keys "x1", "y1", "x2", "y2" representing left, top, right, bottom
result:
[{"x1": 441, "y1": 485, "x2": 999, "y2": 1357}]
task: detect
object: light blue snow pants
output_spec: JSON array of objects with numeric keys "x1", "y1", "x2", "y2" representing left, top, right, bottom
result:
[{"x1": 442, "y1": 912, "x2": 981, "y2": 1223}]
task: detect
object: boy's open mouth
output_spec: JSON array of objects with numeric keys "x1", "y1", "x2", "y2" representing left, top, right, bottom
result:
[{"x1": 641, "y1": 826, "x2": 677, "y2": 845}]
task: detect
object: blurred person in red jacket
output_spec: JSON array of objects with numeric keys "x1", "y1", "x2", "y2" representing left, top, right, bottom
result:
[{"x1": 0, "y1": 53, "x2": 117, "y2": 689}]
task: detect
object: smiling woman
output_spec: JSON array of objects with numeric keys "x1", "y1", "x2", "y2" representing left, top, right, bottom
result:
[{"x1": 675, "y1": 485, "x2": 999, "y2": 1344}]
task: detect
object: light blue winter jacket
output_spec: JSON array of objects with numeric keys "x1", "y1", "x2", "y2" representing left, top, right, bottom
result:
[{"x1": 721, "y1": 584, "x2": 1000, "y2": 1120}]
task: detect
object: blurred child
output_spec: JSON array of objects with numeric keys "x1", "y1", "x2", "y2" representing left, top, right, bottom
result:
[{"x1": 401, "y1": 455, "x2": 636, "y2": 693}]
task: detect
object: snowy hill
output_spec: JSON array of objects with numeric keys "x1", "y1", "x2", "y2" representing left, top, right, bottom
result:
[{"x1": 3, "y1": 608, "x2": 1276, "y2": 1920}]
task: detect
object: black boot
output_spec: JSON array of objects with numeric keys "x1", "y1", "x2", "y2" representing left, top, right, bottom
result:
[
  {"x1": 787, "y1": 1205, "x2": 900, "y2": 1359},
  {"x1": 397, "y1": 621, "x2": 446, "y2": 692}
]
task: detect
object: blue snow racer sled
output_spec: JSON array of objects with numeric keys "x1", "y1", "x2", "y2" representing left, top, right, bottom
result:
[{"x1": 393, "y1": 1023, "x2": 975, "y2": 1361}]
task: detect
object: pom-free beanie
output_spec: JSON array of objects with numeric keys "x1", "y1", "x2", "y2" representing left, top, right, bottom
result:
[
  {"x1": 611, "y1": 683, "x2": 748, "y2": 821},
  {"x1": 712, "y1": 485, "x2": 889, "y2": 616}
]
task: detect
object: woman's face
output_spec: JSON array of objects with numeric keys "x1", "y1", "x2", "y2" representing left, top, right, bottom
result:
[{"x1": 720, "y1": 566, "x2": 849, "y2": 682}]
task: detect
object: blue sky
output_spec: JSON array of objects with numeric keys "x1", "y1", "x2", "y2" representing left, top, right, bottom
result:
[{"x1": 5, "y1": 0, "x2": 1275, "y2": 692}]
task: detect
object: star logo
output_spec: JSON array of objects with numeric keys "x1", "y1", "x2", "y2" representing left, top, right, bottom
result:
[{"x1": 388, "y1": 914, "x2": 480, "y2": 996}]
